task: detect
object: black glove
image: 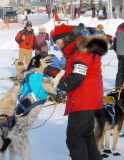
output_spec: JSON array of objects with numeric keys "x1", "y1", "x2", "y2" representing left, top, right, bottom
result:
[
  {"x1": 48, "y1": 91, "x2": 66, "y2": 103},
  {"x1": 55, "y1": 91, "x2": 66, "y2": 103}
]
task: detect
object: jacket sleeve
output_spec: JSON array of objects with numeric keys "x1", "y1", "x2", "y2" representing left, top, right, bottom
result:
[
  {"x1": 112, "y1": 31, "x2": 117, "y2": 52},
  {"x1": 45, "y1": 66, "x2": 60, "y2": 78},
  {"x1": 15, "y1": 31, "x2": 23, "y2": 44},
  {"x1": 58, "y1": 61, "x2": 88, "y2": 92}
]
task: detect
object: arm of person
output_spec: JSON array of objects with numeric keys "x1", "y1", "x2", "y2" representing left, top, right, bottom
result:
[
  {"x1": 112, "y1": 37, "x2": 116, "y2": 52},
  {"x1": 15, "y1": 31, "x2": 23, "y2": 44},
  {"x1": 58, "y1": 61, "x2": 88, "y2": 92}
]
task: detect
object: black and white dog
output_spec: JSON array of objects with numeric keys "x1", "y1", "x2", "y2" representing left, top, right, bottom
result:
[{"x1": 94, "y1": 90, "x2": 124, "y2": 158}]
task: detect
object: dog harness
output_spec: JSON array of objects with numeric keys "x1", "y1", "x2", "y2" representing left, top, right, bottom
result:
[
  {"x1": 17, "y1": 73, "x2": 48, "y2": 116},
  {"x1": 104, "y1": 104, "x2": 115, "y2": 129},
  {"x1": 0, "y1": 114, "x2": 13, "y2": 142}
]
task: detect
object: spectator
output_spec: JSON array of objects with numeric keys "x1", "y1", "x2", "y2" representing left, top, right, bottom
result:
[
  {"x1": 15, "y1": 21, "x2": 35, "y2": 67},
  {"x1": 67, "y1": 5, "x2": 71, "y2": 15},
  {"x1": 35, "y1": 25, "x2": 49, "y2": 56},
  {"x1": 51, "y1": 23, "x2": 108, "y2": 160},
  {"x1": 94, "y1": 24, "x2": 105, "y2": 36},
  {"x1": 52, "y1": 8, "x2": 55, "y2": 18},
  {"x1": 46, "y1": 4, "x2": 51, "y2": 18},
  {"x1": 50, "y1": 29, "x2": 54, "y2": 49},
  {"x1": 96, "y1": 8, "x2": 100, "y2": 16},
  {"x1": 92, "y1": 6, "x2": 96, "y2": 17},
  {"x1": 74, "y1": 7, "x2": 78, "y2": 18},
  {"x1": 113, "y1": 23, "x2": 124, "y2": 88},
  {"x1": 77, "y1": 7, "x2": 81, "y2": 18},
  {"x1": 80, "y1": 26, "x2": 91, "y2": 36},
  {"x1": 102, "y1": 6, "x2": 107, "y2": 18}
]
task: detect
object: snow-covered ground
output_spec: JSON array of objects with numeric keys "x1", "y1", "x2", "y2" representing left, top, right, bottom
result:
[{"x1": 0, "y1": 13, "x2": 124, "y2": 160}]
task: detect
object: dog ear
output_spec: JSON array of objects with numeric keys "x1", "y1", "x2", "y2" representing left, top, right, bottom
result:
[{"x1": 12, "y1": 58, "x2": 16, "y2": 65}]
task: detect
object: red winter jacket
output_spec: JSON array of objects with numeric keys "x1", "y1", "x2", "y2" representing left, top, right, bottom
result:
[
  {"x1": 15, "y1": 28, "x2": 35, "y2": 50},
  {"x1": 58, "y1": 35, "x2": 107, "y2": 115}
]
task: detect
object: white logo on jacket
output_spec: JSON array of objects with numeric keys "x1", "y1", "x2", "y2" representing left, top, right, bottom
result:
[{"x1": 73, "y1": 64, "x2": 88, "y2": 75}]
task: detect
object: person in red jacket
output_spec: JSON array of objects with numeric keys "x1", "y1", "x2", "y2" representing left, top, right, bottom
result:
[
  {"x1": 51, "y1": 24, "x2": 108, "y2": 160},
  {"x1": 15, "y1": 21, "x2": 35, "y2": 67}
]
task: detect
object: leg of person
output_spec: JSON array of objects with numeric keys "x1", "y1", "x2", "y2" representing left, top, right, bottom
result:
[
  {"x1": 84, "y1": 111, "x2": 102, "y2": 160},
  {"x1": 66, "y1": 111, "x2": 95, "y2": 160},
  {"x1": 19, "y1": 48, "x2": 27, "y2": 63},
  {"x1": 18, "y1": 48, "x2": 27, "y2": 74},
  {"x1": 115, "y1": 57, "x2": 124, "y2": 88},
  {"x1": 25, "y1": 49, "x2": 32, "y2": 67}
]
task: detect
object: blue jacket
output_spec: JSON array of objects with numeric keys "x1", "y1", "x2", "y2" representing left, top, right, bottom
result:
[
  {"x1": 80, "y1": 31, "x2": 91, "y2": 36},
  {"x1": 94, "y1": 30, "x2": 105, "y2": 35}
]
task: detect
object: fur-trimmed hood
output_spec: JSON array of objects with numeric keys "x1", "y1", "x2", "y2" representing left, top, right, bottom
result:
[{"x1": 77, "y1": 35, "x2": 108, "y2": 56}]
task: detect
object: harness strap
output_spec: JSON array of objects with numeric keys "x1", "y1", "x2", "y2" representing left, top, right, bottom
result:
[
  {"x1": 19, "y1": 75, "x2": 37, "y2": 102},
  {"x1": 17, "y1": 100, "x2": 46, "y2": 116},
  {"x1": 104, "y1": 104, "x2": 115, "y2": 129},
  {"x1": 0, "y1": 124, "x2": 5, "y2": 142},
  {"x1": 17, "y1": 73, "x2": 47, "y2": 116},
  {"x1": 0, "y1": 114, "x2": 13, "y2": 143}
]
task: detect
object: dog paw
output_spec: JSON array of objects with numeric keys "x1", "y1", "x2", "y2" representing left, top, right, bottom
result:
[
  {"x1": 101, "y1": 153, "x2": 109, "y2": 158},
  {"x1": 113, "y1": 152, "x2": 121, "y2": 156},
  {"x1": 103, "y1": 149, "x2": 112, "y2": 154}
]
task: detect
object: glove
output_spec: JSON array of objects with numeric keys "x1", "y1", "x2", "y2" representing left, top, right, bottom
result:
[
  {"x1": 48, "y1": 91, "x2": 66, "y2": 103},
  {"x1": 55, "y1": 91, "x2": 66, "y2": 103}
]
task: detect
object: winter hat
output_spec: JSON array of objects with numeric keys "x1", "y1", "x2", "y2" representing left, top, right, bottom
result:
[
  {"x1": 39, "y1": 25, "x2": 45, "y2": 29},
  {"x1": 79, "y1": 23, "x2": 84, "y2": 27},
  {"x1": 26, "y1": 21, "x2": 32, "y2": 27},
  {"x1": 51, "y1": 23, "x2": 73, "y2": 43},
  {"x1": 39, "y1": 25, "x2": 46, "y2": 32},
  {"x1": 97, "y1": 24, "x2": 104, "y2": 31}
]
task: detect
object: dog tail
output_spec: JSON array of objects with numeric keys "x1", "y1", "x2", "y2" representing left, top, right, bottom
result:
[{"x1": 0, "y1": 138, "x2": 11, "y2": 152}]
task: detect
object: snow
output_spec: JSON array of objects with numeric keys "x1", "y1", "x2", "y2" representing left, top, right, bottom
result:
[{"x1": 0, "y1": 13, "x2": 124, "y2": 160}]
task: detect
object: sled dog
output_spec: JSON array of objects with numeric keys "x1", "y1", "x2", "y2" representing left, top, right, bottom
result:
[
  {"x1": 12, "y1": 58, "x2": 27, "y2": 76},
  {"x1": 0, "y1": 81, "x2": 21, "y2": 160},
  {"x1": 94, "y1": 91, "x2": 124, "y2": 158},
  {"x1": 0, "y1": 55, "x2": 65, "y2": 160}
]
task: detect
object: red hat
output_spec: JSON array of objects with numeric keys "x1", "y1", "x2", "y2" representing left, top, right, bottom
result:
[{"x1": 51, "y1": 24, "x2": 73, "y2": 43}]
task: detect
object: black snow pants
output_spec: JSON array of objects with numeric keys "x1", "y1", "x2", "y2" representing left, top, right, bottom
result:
[
  {"x1": 66, "y1": 110, "x2": 102, "y2": 160},
  {"x1": 116, "y1": 55, "x2": 124, "y2": 88}
]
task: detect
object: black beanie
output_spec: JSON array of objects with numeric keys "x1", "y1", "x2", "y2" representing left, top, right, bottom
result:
[{"x1": 26, "y1": 21, "x2": 32, "y2": 27}]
